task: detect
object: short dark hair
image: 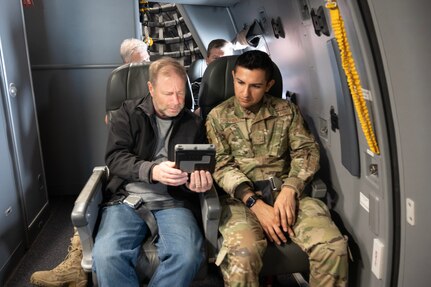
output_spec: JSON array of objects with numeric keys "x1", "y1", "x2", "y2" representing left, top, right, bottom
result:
[
  {"x1": 234, "y1": 50, "x2": 274, "y2": 82},
  {"x1": 207, "y1": 39, "x2": 231, "y2": 55}
]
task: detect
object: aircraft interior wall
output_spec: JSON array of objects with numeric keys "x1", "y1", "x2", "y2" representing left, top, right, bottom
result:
[
  {"x1": 366, "y1": 0, "x2": 431, "y2": 286},
  {"x1": 23, "y1": 0, "x2": 141, "y2": 195},
  {"x1": 0, "y1": 57, "x2": 27, "y2": 285},
  {"x1": 0, "y1": 0, "x2": 49, "y2": 283}
]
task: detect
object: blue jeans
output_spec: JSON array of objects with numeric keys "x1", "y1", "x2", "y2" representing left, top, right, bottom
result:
[{"x1": 93, "y1": 204, "x2": 204, "y2": 287}]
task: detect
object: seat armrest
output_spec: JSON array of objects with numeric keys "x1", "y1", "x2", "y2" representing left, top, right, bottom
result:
[
  {"x1": 71, "y1": 166, "x2": 107, "y2": 272},
  {"x1": 199, "y1": 186, "x2": 221, "y2": 263},
  {"x1": 311, "y1": 178, "x2": 327, "y2": 199}
]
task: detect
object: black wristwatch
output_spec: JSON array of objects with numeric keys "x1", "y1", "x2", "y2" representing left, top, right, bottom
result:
[{"x1": 245, "y1": 194, "x2": 262, "y2": 208}]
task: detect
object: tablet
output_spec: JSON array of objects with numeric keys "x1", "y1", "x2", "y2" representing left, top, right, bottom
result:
[{"x1": 174, "y1": 144, "x2": 216, "y2": 173}]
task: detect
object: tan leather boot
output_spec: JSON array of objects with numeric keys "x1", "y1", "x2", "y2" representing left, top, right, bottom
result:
[{"x1": 30, "y1": 229, "x2": 87, "y2": 287}]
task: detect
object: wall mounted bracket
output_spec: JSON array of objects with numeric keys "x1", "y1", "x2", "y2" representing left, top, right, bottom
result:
[
  {"x1": 311, "y1": 6, "x2": 330, "y2": 36},
  {"x1": 271, "y1": 17, "x2": 285, "y2": 39}
]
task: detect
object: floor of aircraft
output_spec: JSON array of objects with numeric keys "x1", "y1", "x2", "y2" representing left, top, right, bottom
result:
[{"x1": 5, "y1": 195, "x2": 302, "y2": 287}]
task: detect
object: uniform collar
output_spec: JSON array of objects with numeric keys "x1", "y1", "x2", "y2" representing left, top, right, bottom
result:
[{"x1": 233, "y1": 94, "x2": 276, "y2": 121}]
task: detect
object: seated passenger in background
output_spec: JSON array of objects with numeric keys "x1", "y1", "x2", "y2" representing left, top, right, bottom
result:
[
  {"x1": 205, "y1": 38, "x2": 234, "y2": 65},
  {"x1": 191, "y1": 38, "x2": 233, "y2": 114},
  {"x1": 30, "y1": 38, "x2": 151, "y2": 287},
  {"x1": 205, "y1": 50, "x2": 348, "y2": 287},
  {"x1": 105, "y1": 38, "x2": 152, "y2": 125},
  {"x1": 120, "y1": 37, "x2": 151, "y2": 63}
]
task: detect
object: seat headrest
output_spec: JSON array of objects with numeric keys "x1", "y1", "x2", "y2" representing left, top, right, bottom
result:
[
  {"x1": 198, "y1": 55, "x2": 283, "y2": 120},
  {"x1": 106, "y1": 62, "x2": 194, "y2": 112},
  {"x1": 188, "y1": 58, "x2": 207, "y2": 83}
]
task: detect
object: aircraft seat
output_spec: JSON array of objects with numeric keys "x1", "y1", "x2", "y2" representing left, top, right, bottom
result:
[
  {"x1": 188, "y1": 58, "x2": 207, "y2": 83},
  {"x1": 187, "y1": 58, "x2": 207, "y2": 109},
  {"x1": 106, "y1": 62, "x2": 195, "y2": 123},
  {"x1": 199, "y1": 55, "x2": 311, "y2": 276},
  {"x1": 71, "y1": 62, "x2": 220, "y2": 284}
]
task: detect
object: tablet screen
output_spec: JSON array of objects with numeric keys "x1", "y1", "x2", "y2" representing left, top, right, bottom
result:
[{"x1": 174, "y1": 144, "x2": 216, "y2": 173}]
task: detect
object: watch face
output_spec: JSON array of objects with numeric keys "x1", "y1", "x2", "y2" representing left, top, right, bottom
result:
[{"x1": 246, "y1": 195, "x2": 257, "y2": 208}]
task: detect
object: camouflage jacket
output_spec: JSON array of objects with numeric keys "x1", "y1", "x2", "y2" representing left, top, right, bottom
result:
[{"x1": 205, "y1": 95, "x2": 319, "y2": 198}]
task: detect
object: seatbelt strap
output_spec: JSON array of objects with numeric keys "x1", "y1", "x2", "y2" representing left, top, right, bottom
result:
[
  {"x1": 135, "y1": 204, "x2": 159, "y2": 244},
  {"x1": 253, "y1": 180, "x2": 274, "y2": 205},
  {"x1": 111, "y1": 195, "x2": 185, "y2": 244},
  {"x1": 115, "y1": 194, "x2": 159, "y2": 244},
  {"x1": 133, "y1": 199, "x2": 184, "y2": 244},
  {"x1": 253, "y1": 177, "x2": 283, "y2": 205},
  {"x1": 144, "y1": 199, "x2": 184, "y2": 210}
]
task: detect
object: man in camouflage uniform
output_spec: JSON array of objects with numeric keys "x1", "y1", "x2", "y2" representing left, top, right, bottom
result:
[{"x1": 205, "y1": 50, "x2": 348, "y2": 286}]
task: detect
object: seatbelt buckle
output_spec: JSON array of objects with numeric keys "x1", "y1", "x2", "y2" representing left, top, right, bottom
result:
[
  {"x1": 123, "y1": 195, "x2": 143, "y2": 209},
  {"x1": 269, "y1": 176, "x2": 283, "y2": 192}
]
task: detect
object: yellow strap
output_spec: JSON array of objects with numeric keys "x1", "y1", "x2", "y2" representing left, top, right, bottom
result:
[
  {"x1": 144, "y1": 36, "x2": 154, "y2": 47},
  {"x1": 326, "y1": 1, "x2": 380, "y2": 154},
  {"x1": 140, "y1": 0, "x2": 149, "y2": 13}
]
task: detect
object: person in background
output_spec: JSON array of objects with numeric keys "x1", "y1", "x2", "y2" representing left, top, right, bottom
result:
[
  {"x1": 206, "y1": 50, "x2": 349, "y2": 287},
  {"x1": 205, "y1": 38, "x2": 233, "y2": 65},
  {"x1": 120, "y1": 38, "x2": 151, "y2": 63},
  {"x1": 191, "y1": 39, "x2": 233, "y2": 115},
  {"x1": 30, "y1": 38, "x2": 151, "y2": 287}
]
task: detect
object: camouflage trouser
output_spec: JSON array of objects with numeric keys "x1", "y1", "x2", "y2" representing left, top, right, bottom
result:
[{"x1": 215, "y1": 196, "x2": 348, "y2": 287}]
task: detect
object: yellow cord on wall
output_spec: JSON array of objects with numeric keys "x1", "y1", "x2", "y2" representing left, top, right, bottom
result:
[{"x1": 326, "y1": 0, "x2": 380, "y2": 155}]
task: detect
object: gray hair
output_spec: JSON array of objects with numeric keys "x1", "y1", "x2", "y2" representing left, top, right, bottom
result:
[{"x1": 120, "y1": 38, "x2": 149, "y2": 63}]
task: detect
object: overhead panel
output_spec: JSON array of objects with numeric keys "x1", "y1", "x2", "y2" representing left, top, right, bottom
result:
[{"x1": 148, "y1": 0, "x2": 241, "y2": 7}]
